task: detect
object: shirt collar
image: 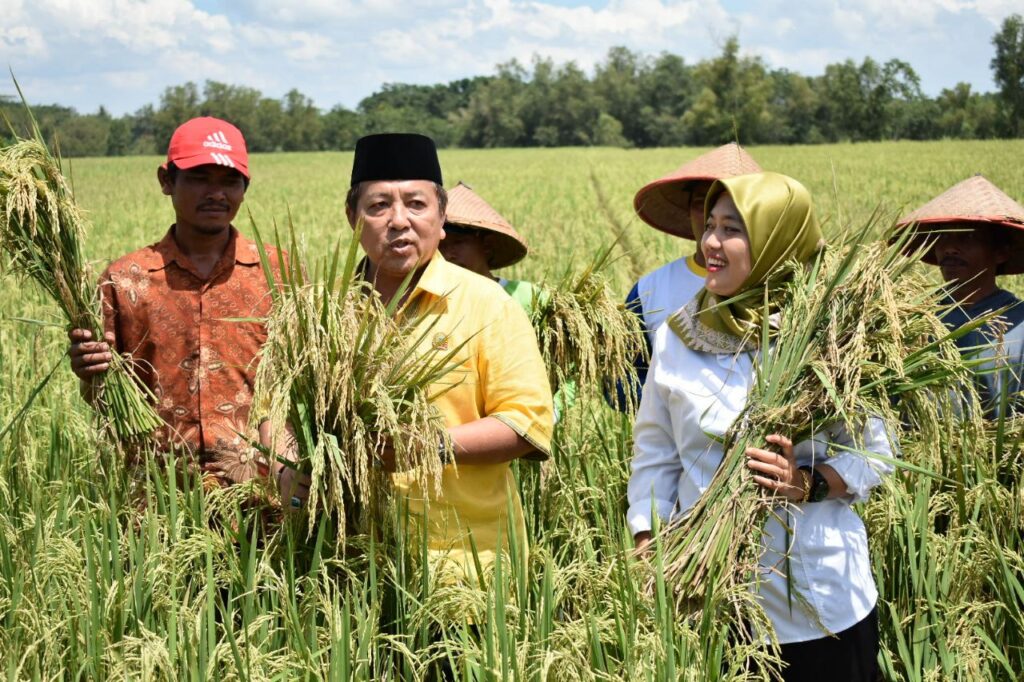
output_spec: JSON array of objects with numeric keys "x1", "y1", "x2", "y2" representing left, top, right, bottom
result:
[
  {"x1": 685, "y1": 254, "x2": 707, "y2": 277},
  {"x1": 412, "y1": 250, "x2": 453, "y2": 298},
  {"x1": 151, "y1": 225, "x2": 261, "y2": 275}
]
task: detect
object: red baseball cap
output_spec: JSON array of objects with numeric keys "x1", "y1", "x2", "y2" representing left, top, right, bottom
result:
[{"x1": 164, "y1": 116, "x2": 250, "y2": 179}]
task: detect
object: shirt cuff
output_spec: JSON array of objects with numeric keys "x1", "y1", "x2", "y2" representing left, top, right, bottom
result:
[
  {"x1": 626, "y1": 498, "x2": 676, "y2": 536},
  {"x1": 824, "y1": 451, "x2": 890, "y2": 503}
]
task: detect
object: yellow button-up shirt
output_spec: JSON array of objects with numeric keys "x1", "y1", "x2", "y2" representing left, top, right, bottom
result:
[{"x1": 392, "y1": 252, "x2": 554, "y2": 578}]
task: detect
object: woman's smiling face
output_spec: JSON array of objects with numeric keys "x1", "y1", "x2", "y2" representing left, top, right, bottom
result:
[{"x1": 701, "y1": 192, "x2": 752, "y2": 297}]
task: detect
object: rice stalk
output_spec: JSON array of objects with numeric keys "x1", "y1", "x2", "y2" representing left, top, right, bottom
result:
[
  {"x1": 252, "y1": 223, "x2": 463, "y2": 545},
  {"x1": 656, "y1": 215, "x2": 988, "y2": 619},
  {"x1": 0, "y1": 102, "x2": 160, "y2": 443},
  {"x1": 530, "y1": 236, "x2": 647, "y2": 410}
]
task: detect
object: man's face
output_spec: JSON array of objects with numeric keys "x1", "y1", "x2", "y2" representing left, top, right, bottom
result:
[
  {"x1": 687, "y1": 181, "x2": 713, "y2": 241},
  {"x1": 348, "y1": 180, "x2": 444, "y2": 280},
  {"x1": 438, "y1": 229, "x2": 492, "y2": 277},
  {"x1": 159, "y1": 164, "x2": 246, "y2": 235},
  {"x1": 931, "y1": 223, "x2": 1007, "y2": 297}
]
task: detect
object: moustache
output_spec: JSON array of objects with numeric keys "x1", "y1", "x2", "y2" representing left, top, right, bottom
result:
[
  {"x1": 198, "y1": 202, "x2": 230, "y2": 212},
  {"x1": 939, "y1": 256, "x2": 968, "y2": 268}
]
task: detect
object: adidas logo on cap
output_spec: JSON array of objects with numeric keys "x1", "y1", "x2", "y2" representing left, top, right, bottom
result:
[
  {"x1": 209, "y1": 152, "x2": 236, "y2": 168},
  {"x1": 202, "y1": 131, "x2": 233, "y2": 151}
]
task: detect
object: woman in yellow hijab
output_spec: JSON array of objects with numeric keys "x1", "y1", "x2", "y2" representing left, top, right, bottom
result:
[{"x1": 628, "y1": 172, "x2": 893, "y2": 681}]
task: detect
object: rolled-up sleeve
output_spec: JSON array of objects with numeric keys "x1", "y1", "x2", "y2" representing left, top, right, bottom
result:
[
  {"x1": 814, "y1": 417, "x2": 896, "y2": 503},
  {"x1": 479, "y1": 295, "x2": 555, "y2": 459},
  {"x1": 626, "y1": 349, "x2": 682, "y2": 535}
]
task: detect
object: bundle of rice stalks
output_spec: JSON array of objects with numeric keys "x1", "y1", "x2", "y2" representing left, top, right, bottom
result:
[
  {"x1": 656, "y1": 219, "x2": 987, "y2": 613},
  {"x1": 0, "y1": 102, "x2": 161, "y2": 443},
  {"x1": 253, "y1": 226, "x2": 463, "y2": 543},
  {"x1": 530, "y1": 236, "x2": 646, "y2": 409}
]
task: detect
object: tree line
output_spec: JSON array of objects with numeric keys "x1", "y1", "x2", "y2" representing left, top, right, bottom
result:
[{"x1": 4, "y1": 15, "x2": 1023, "y2": 156}]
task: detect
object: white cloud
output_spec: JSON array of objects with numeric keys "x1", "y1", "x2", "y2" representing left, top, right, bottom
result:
[
  {"x1": 236, "y1": 24, "x2": 334, "y2": 62},
  {"x1": 969, "y1": 0, "x2": 1023, "y2": 25},
  {"x1": 831, "y1": 0, "x2": 1018, "y2": 36},
  {"x1": 0, "y1": 25, "x2": 48, "y2": 58},
  {"x1": 21, "y1": 0, "x2": 232, "y2": 53},
  {"x1": 753, "y1": 45, "x2": 839, "y2": 74},
  {"x1": 0, "y1": 0, "x2": 1015, "y2": 116}
]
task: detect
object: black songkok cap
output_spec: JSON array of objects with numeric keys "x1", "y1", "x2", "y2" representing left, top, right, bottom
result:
[{"x1": 350, "y1": 133, "x2": 443, "y2": 187}]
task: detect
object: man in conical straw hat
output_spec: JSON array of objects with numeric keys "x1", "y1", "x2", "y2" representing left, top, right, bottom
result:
[
  {"x1": 439, "y1": 181, "x2": 577, "y2": 411},
  {"x1": 898, "y1": 174, "x2": 1024, "y2": 415},
  {"x1": 438, "y1": 181, "x2": 533, "y2": 305},
  {"x1": 612, "y1": 142, "x2": 761, "y2": 410}
]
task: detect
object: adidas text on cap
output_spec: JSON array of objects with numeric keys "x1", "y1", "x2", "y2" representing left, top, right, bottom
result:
[{"x1": 164, "y1": 117, "x2": 250, "y2": 179}]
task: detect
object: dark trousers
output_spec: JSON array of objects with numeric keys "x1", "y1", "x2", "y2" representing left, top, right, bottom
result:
[{"x1": 779, "y1": 607, "x2": 879, "y2": 682}]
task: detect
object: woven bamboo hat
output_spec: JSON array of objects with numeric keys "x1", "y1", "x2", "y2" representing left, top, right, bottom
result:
[
  {"x1": 444, "y1": 182, "x2": 529, "y2": 269},
  {"x1": 634, "y1": 143, "x2": 762, "y2": 239},
  {"x1": 897, "y1": 174, "x2": 1024, "y2": 274}
]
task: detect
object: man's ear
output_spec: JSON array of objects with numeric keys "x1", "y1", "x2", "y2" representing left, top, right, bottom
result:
[
  {"x1": 345, "y1": 206, "x2": 357, "y2": 230},
  {"x1": 157, "y1": 166, "x2": 173, "y2": 196}
]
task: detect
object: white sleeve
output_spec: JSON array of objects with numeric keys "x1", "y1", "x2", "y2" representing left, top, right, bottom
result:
[
  {"x1": 814, "y1": 417, "x2": 897, "y2": 503},
  {"x1": 626, "y1": 334, "x2": 683, "y2": 535}
]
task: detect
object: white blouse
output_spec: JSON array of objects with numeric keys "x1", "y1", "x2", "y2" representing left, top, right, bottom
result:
[
  {"x1": 628, "y1": 322, "x2": 896, "y2": 644},
  {"x1": 634, "y1": 255, "x2": 706, "y2": 344}
]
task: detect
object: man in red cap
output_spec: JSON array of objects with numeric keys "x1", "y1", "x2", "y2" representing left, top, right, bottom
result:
[{"x1": 67, "y1": 117, "x2": 285, "y2": 488}]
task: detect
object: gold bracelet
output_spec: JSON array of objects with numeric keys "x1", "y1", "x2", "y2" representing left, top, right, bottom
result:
[{"x1": 799, "y1": 468, "x2": 813, "y2": 503}]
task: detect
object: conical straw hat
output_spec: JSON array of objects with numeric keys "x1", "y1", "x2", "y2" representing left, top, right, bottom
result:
[
  {"x1": 897, "y1": 174, "x2": 1024, "y2": 274},
  {"x1": 444, "y1": 182, "x2": 529, "y2": 269},
  {"x1": 634, "y1": 143, "x2": 762, "y2": 239}
]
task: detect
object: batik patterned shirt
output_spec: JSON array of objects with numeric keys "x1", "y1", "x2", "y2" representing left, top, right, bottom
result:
[{"x1": 100, "y1": 226, "x2": 283, "y2": 485}]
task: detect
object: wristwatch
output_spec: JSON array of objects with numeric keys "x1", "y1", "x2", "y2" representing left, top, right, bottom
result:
[
  {"x1": 438, "y1": 436, "x2": 453, "y2": 464},
  {"x1": 799, "y1": 466, "x2": 829, "y2": 503}
]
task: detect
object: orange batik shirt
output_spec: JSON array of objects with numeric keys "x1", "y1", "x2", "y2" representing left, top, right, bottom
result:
[{"x1": 100, "y1": 226, "x2": 282, "y2": 486}]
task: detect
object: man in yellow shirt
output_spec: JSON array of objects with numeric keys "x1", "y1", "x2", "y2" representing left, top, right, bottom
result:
[{"x1": 341, "y1": 133, "x2": 554, "y2": 576}]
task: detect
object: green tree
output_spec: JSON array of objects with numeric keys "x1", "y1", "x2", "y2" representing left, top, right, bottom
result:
[
  {"x1": 593, "y1": 112, "x2": 628, "y2": 147},
  {"x1": 56, "y1": 114, "x2": 109, "y2": 157},
  {"x1": 154, "y1": 83, "x2": 201, "y2": 150},
  {"x1": 281, "y1": 89, "x2": 322, "y2": 151},
  {"x1": 200, "y1": 81, "x2": 264, "y2": 149},
  {"x1": 637, "y1": 53, "x2": 695, "y2": 146},
  {"x1": 991, "y1": 13, "x2": 1024, "y2": 136},
  {"x1": 106, "y1": 116, "x2": 132, "y2": 155},
  {"x1": 766, "y1": 70, "x2": 821, "y2": 143},
  {"x1": 936, "y1": 83, "x2": 1001, "y2": 139},
  {"x1": 518, "y1": 57, "x2": 601, "y2": 146},
  {"x1": 456, "y1": 61, "x2": 528, "y2": 147},
  {"x1": 322, "y1": 105, "x2": 363, "y2": 150},
  {"x1": 681, "y1": 37, "x2": 773, "y2": 145},
  {"x1": 594, "y1": 47, "x2": 646, "y2": 146}
]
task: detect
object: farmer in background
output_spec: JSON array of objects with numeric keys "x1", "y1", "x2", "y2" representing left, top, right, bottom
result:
[
  {"x1": 314, "y1": 133, "x2": 553, "y2": 579},
  {"x1": 68, "y1": 117, "x2": 287, "y2": 489},
  {"x1": 897, "y1": 175, "x2": 1024, "y2": 416},
  {"x1": 612, "y1": 143, "x2": 761, "y2": 410},
  {"x1": 439, "y1": 181, "x2": 576, "y2": 413}
]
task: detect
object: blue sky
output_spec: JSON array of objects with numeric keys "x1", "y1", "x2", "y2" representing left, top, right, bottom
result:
[{"x1": 0, "y1": 0, "x2": 1018, "y2": 115}]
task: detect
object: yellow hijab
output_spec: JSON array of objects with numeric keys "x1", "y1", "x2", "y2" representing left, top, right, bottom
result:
[{"x1": 668, "y1": 172, "x2": 823, "y2": 354}]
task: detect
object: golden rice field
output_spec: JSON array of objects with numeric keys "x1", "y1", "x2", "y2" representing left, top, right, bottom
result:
[{"x1": 2, "y1": 140, "x2": 1024, "y2": 680}]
